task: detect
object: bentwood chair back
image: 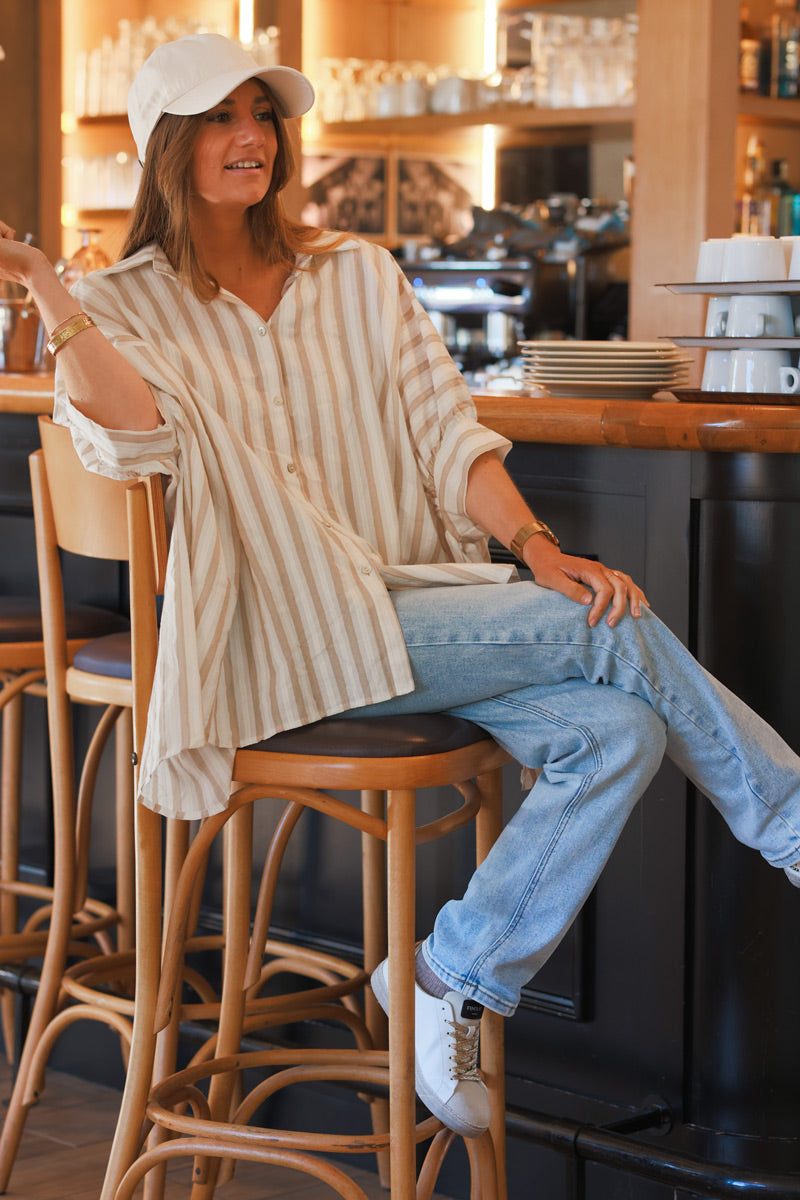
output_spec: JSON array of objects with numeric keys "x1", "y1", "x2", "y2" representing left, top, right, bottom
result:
[{"x1": 101, "y1": 467, "x2": 511, "y2": 1199}]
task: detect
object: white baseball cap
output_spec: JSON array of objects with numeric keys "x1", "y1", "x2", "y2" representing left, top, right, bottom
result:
[{"x1": 128, "y1": 33, "x2": 315, "y2": 162}]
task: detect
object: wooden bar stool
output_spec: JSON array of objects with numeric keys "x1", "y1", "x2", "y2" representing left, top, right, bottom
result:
[
  {"x1": 99, "y1": 468, "x2": 511, "y2": 1199},
  {"x1": 0, "y1": 441, "x2": 141, "y2": 1187},
  {"x1": 22, "y1": 419, "x2": 378, "y2": 1200},
  {"x1": 0, "y1": 593, "x2": 130, "y2": 1065}
]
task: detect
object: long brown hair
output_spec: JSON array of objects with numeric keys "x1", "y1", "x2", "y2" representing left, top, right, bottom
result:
[{"x1": 121, "y1": 85, "x2": 345, "y2": 300}]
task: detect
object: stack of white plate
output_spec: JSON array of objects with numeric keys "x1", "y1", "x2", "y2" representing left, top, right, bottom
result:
[{"x1": 519, "y1": 340, "x2": 692, "y2": 398}]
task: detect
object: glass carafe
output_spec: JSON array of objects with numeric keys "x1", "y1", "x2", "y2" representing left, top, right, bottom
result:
[{"x1": 61, "y1": 229, "x2": 111, "y2": 292}]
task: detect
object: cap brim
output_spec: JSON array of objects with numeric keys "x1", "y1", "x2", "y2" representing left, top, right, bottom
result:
[{"x1": 164, "y1": 64, "x2": 315, "y2": 121}]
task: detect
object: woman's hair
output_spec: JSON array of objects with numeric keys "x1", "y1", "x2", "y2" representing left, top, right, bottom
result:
[{"x1": 121, "y1": 84, "x2": 344, "y2": 300}]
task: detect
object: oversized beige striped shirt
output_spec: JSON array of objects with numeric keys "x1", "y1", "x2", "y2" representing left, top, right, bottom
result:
[{"x1": 54, "y1": 238, "x2": 514, "y2": 819}]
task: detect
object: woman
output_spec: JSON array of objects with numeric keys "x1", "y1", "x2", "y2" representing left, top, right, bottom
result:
[{"x1": 2, "y1": 32, "x2": 799, "y2": 1143}]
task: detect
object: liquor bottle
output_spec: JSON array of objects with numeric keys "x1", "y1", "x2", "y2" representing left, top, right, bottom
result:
[
  {"x1": 739, "y1": 136, "x2": 771, "y2": 234},
  {"x1": 766, "y1": 158, "x2": 797, "y2": 234},
  {"x1": 739, "y1": 4, "x2": 762, "y2": 92},
  {"x1": 770, "y1": 0, "x2": 800, "y2": 97}
]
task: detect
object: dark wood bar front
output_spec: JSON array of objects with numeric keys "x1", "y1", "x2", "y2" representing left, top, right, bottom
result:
[{"x1": 2, "y1": 379, "x2": 799, "y2": 1198}]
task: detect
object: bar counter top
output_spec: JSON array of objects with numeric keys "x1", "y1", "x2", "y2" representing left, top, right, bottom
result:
[
  {"x1": 3, "y1": 372, "x2": 800, "y2": 452},
  {"x1": 473, "y1": 391, "x2": 800, "y2": 453},
  {"x1": 0, "y1": 371, "x2": 57, "y2": 414}
]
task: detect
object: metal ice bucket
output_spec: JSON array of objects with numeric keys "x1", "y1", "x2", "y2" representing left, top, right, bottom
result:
[{"x1": 0, "y1": 299, "x2": 51, "y2": 372}]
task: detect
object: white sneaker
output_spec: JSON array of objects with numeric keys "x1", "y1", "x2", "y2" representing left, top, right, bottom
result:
[
  {"x1": 370, "y1": 956, "x2": 490, "y2": 1138},
  {"x1": 785, "y1": 863, "x2": 800, "y2": 888}
]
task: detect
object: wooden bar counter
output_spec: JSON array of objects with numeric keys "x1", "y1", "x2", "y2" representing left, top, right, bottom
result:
[
  {"x1": 0, "y1": 372, "x2": 56, "y2": 415},
  {"x1": 4, "y1": 371, "x2": 800, "y2": 453},
  {"x1": 473, "y1": 390, "x2": 800, "y2": 454}
]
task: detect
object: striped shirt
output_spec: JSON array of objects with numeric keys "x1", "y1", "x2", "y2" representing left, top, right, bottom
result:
[{"x1": 55, "y1": 238, "x2": 513, "y2": 819}]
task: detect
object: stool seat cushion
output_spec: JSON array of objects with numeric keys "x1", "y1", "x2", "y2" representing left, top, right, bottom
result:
[
  {"x1": 72, "y1": 631, "x2": 132, "y2": 680},
  {"x1": 0, "y1": 596, "x2": 128, "y2": 645},
  {"x1": 247, "y1": 713, "x2": 489, "y2": 759}
]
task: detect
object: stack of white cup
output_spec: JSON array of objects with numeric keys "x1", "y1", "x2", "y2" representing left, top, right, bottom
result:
[{"x1": 698, "y1": 235, "x2": 800, "y2": 396}]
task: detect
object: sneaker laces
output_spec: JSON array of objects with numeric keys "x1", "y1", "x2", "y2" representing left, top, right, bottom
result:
[{"x1": 447, "y1": 1016, "x2": 482, "y2": 1081}]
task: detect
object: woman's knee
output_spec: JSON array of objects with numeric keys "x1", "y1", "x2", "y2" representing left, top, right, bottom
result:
[{"x1": 597, "y1": 686, "x2": 667, "y2": 774}]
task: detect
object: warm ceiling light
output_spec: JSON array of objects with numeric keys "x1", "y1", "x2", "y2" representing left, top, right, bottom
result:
[{"x1": 238, "y1": 0, "x2": 255, "y2": 44}]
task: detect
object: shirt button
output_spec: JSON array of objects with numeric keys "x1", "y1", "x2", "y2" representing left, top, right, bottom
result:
[
  {"x1": 257, "y1": 325, "x2": 267, "y2": 336},
  {"x1": 360, "y1": 565, "x2": 372, "y2": 575},
  {"x1": 273, "y1": 395, "x2": 284, "y2": 406},
  {"x1": 287, "y1": 462, "x2": 297, "y2": 474}
]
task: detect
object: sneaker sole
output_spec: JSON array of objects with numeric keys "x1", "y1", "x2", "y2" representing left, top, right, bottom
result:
[{"x1": 369, "y1": 961, "x2": 487, "y2": 1139}]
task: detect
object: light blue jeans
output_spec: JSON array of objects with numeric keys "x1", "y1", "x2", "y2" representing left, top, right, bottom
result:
[{"x1": 344, "y1": 581, "x2": 800, "y2": 1016}]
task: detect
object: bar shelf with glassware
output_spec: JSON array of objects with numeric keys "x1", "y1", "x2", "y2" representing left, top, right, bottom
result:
[{"x1": 320, "y1": 104, "x2": 634, "y2": 137}]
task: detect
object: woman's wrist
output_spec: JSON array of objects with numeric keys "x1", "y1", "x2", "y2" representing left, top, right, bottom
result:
[
  {"x1": 522, "y1": 534, "x2": 562, "y2": 575},
  {"x1": 26, "y1": 255, "x2": 83, "y2": 335}
]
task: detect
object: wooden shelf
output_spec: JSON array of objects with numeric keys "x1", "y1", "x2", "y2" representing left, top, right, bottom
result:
[
  {"x1": 738, "y1": 94, "x2": 800, "y2": 126},
  {"x1": 75, "y1": 113, "x2": 128, "y2": 124},
  {"x1": 320, "y1": 103, "x2": 635, "y2": 138}
]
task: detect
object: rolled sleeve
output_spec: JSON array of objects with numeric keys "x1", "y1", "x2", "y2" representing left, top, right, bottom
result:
[
  {"x1": 54, "y1": 376, "x2": 179, "y2": 481},
  {"x1": 435, "y1": 412, "x2": 511, "y2": 543}
]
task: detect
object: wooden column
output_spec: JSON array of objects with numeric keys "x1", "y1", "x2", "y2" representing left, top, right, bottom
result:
[{"x1": 630, "y1": 0, "x2": 739, "y2": 345}]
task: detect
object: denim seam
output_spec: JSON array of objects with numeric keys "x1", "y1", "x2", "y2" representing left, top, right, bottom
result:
[{"x1": 434, "y1": 693, "x2": 604, "y2": 1011}]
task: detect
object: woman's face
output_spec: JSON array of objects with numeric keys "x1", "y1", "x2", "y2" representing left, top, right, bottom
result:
[{"x1": 190, "y1": 79, "x2": 278, "y2": 217}]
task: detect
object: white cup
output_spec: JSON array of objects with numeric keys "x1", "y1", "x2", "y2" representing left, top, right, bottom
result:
[
  {"x1": 727, "y1": 348, "x2": 800, "y2": 393},
  {"x1": 725, "y1": 292, "x2": 797, "y2": 337},
  {"x1": 430, "y1": 75, "x2": 478, "y2": 114},
  {"x1": 399, "y1": 76, "x2": 429, "y2": 117},
  {"x1": 780, "y1": 236, "x2": 800, "y2": 273},
  {"x1": 374, "y1": 81, "x2": 402, "y2": 118},
  {"x1": 704, "y1": 295, "x2": 730, "y2": 337},
  {"x1": 701, "y1": 349, "x2": 731, "y2": 392},
  {"x1": 722, "y1": 236, "x2": 787, "y2": 282},
  {"x1": 788, "y1": 240, "x2": 800, "y2": 280},
  {"x1": 695, "y1": 238, "x2": 728, "y2": 283}
]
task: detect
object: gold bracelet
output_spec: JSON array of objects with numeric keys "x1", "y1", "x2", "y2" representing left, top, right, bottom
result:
[
  {"x1": 46, "y1": 312, "x2": 96, "y2": 357},
  {"x1": 510, "y1": 519, "x2": 560, "y2": 562}
]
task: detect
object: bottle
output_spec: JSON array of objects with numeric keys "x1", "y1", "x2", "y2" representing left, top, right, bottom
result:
[
  {"x1": 739, "y1": 4, "x2": 762, "y2": 92},
  {"x1": 766, "y1": 157, "x2": 797, "y2": 234},
  {"x1": 770, "y1": 0, "x2": 800, "y2": 97},
  {"x1": 739, "y1": 136, "x2": 771, "y2": 234}
]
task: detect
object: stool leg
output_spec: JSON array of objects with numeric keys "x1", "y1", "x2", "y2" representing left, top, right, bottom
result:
[
  {"x1": 142, "y1": 817, "x2": 192, "y2": 1200},
  {"x1": 99, "y1": 803, "x2": 163, "y2": 1200},
  {"x1": 361, "y1": 789, "x2": 390, "y2": 1188},
  {"x1": 386, "y1": 787, "x2": 417, "y2": 1198},
  {"x1": 189, "y1": 802, "x2": 254, "y2": 1200},
  {"x1": 476, "y1": 769, "x2": 507, "y2": 1200},
  {"x1": 0, "y1": 689, "x2": 24, "y2": 1064},
  {"x1": 0, "y1": 686, "x2": 77, "y2": 1191},
  {"x1": 114, "y1": 709, "x2": 135, "y2": 955}
]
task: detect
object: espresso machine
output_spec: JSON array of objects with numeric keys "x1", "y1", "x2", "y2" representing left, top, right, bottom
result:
[{"x1": 400, "y1": 241, "x2": 629, "y2": 385}]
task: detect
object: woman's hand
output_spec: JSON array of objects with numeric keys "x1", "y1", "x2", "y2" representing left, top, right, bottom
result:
[
  {"x1": 522, "y1": 534, "x2": 649, "y2": 628},
  {"x1": 0, "y1": 220, "x2": 47, "y2": 289},
  {"x1": 1, "y1": 219, "x2": 161, "y2": 431}
]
